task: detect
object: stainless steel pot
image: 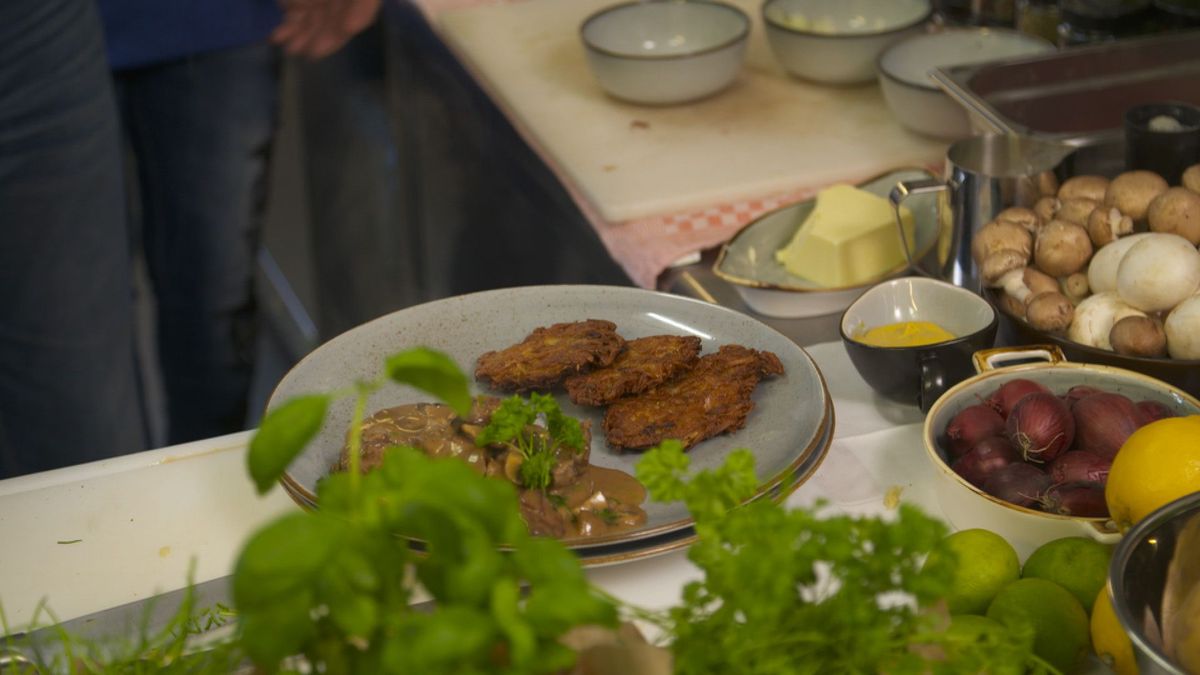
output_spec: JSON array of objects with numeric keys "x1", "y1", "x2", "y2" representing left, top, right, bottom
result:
[{"x1": 1109, "y1": 490, "x2": 1200, "y2": 675}]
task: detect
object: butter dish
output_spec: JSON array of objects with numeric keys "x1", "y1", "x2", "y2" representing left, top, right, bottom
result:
[{"x1": 712, "y1": 168, "x2": 939, "y2": 318}]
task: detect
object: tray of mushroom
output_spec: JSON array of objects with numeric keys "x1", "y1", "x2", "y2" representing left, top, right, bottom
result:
[{"x1": 974, "y1": 163, "x2": 1200, "y2": 375}]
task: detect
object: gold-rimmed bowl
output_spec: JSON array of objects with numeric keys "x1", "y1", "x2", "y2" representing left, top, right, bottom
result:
[{"x1": 580, "y1": 0, "x2": 750, "y2": 105}]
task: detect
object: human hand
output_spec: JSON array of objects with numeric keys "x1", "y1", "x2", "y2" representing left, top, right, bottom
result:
[{"x1": 272, "y1": 0, "x2": 382, "y2": 59}]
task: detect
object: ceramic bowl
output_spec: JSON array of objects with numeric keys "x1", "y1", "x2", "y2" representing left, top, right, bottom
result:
[
  {"x1": 712, "y1": 168, "x2": 940, "y2": 318},
  {"x1": 841, "y1": 276, "x2": 998, "y2": 411},
  {"x1": 877, "y1": 28, "x2": 1054, "y2": 138},
  {"x1": 922, "y1": 346, "x2": 1200, "y2": 559},
  {"x1": 762, "y1": 0, "x2": 931, "y2": 85},
  {"x1": 580, "y1": 0, "x2": 750, "y2": 105},
  {"x1": 1110, "y1": 490, "x2": 1200, "y2": 675}
]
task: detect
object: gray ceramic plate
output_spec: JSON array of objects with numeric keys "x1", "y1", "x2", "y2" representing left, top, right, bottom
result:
[
  {"x1": 269, "y1": 285, "x2": 832, "y2": 552},
  {"x1": 712, "y1": 168, "x2": 939, "y2": 318}
]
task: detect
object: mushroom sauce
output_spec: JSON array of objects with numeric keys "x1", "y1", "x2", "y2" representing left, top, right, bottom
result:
[{"x1": 334, "y1": 401, "x2": 648, "y2": 539}]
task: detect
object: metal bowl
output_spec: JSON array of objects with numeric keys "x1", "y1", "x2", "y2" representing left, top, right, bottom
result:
[{"x1": 1110, "y1": 490, "x2": 1200, "y2": 675}]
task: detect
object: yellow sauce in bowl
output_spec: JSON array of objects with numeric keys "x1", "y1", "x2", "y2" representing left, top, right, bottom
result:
[{"x1": 858, "y1": 321, "x2": 955, "y2": 347}]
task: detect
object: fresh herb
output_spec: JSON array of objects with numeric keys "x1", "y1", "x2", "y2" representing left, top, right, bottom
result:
[
  {"x1": 232, "y1": 348, "x2": 616, "y2": 674},
  {"x1": 474, "y1": 392, "x2": 584, "y2": 491},
  {"x1": 634, "y1": 441, "x2": 1049, "y2": 675}
]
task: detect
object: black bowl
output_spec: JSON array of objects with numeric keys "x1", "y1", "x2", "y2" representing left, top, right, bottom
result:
[
  {"x1": 986, "y1": 288, "x2": 1200, "y2": 401},
  {"x1": 841, "y1": 277, "x2": 999, "y2": 412}
]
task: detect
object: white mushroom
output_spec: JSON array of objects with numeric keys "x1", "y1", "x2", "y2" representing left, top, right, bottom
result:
[
  {"x1": 1087, "y1": 232, "x2": 1153, "y2": 294},
  {"x1": 1068, "y1": 292, "x2": 1146, "y2": 350},
  {"x1": 1116, "y1": 233, "x2": 1200, "y2": 312},
  {"x1": 1165, "y1": 293, "x2": 1200, "y2": 359}
]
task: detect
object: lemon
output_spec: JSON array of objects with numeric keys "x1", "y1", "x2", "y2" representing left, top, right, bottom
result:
[
  {"x1": 987, "y1": 578, "x2": 1091, "y2": 674},
  {"x1": 1091, "y1": 586, "x2": 1138, "y2": 675},
  {"x1": 1021, "y1": 537, "x2": 1112, "y2": 612},
  {"x1": 1106, "y1": 415, "x2": 1200, "y2": 531},
  {"x1": 923, "y1": 529, "x2": 1020, "y2": 615}
]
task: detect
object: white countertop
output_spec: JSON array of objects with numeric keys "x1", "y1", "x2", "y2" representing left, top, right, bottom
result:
[{"x1": 0, "y1": 341, "x2": 929, "y2": 629}]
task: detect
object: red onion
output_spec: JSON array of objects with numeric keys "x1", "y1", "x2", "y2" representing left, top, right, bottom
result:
[
  {"x1": 1047, "y1": 451, "x2": 1111, "y2": 485},
  {"x1": 1063, "y1": 385, "x2": 1104, "y2": 408},
  {"x1": 1136, "y1": 400, "x2": 1175, "y2": 424},
  {"x1": 1073, "y1": 392, "x2": 1143, "y2": 460},
  {"x1": 1039, "y1": 482, "x2": 1109, "y2": 518},
  {"x1": 945, "y1": 404, "x2": 1007, "y2": 458},
  {"x1": 952, "y1": 436, "x2": 1019, "y2": 488},
  {"x1": 987, "y1": 378, "x2": 1052, "y2": 418},
  {"x1": 1006, "y1": 392, "x2": 1075, "y2": 463},
  {"x1": 983, "y1": 463, "x2": 1052, "y2": 509}
]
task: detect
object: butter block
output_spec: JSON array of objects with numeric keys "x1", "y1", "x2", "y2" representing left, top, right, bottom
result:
[{"x1": 774, "y1": 184, "x2": 916, "y2": 287}]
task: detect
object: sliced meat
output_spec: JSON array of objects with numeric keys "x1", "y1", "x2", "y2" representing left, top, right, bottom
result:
[
  {"x1": 602, "y1": 344, "x2": 784, "y2": 451},
  {"x1": 564, "y1": 334, "x2": 702, "y2": 407},
  {"x1": 474, "y1": 319, "x2": 625, "y2": 392}
]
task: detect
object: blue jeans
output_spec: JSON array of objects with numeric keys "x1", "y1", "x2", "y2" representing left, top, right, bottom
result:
[
  {"x1": 115, "y1": 45, "x2": 279, "y2": 445},
  {"x1": 0, "y1": 1, "x2": 279, "y2": 477},
  {"x1": 0, "y1": 0, "x2": 144, "y2": 476}
]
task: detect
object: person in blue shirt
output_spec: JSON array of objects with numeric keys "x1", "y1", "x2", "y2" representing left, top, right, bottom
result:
[{"x1": 0, "y1": 0, "x2": 377, "y2": 477}]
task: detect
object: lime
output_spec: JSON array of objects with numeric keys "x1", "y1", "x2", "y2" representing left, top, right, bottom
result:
[
  {"x1": 923, "y1": 529, "x2": 1020, "y2": 615},
  {"x1": 987, "y1": 578, "x2": 1091, "y2": 674},
  {"x1": 943, "y1": 614, "x2": 1029, "y2": 675},
  {"x1": 1022, "y1": 537, "x2": 1113, "y2": 612},
  {"x1": 1090, "y1": 586, "x2": 1137, "y2": 675}
]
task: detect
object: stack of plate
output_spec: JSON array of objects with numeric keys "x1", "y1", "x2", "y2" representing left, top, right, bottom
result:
[{"x1": 268, "y1": 285, "x2": 834, "y2": 567}]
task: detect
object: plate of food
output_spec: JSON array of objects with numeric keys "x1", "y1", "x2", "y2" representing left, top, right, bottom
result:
[
  {"x1": 269, "y1": 285, "x2": 832, "y2": 562},
  {"x1": 712, "y1": 168, "x2": 940, "y2": 318}
]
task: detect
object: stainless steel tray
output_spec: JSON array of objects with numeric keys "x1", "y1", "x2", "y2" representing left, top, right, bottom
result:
[{"x1": 932, "y1": 30, "x2": 1200, "y2": 145}]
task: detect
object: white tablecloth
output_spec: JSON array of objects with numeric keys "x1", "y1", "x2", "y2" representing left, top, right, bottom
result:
[{"x1": 0, "y1": 341, "x2": 938, "y2": 628}]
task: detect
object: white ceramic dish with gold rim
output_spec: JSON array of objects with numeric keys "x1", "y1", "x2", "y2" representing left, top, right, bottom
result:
[
  {"x1": 712, "y1": 168, "x2": 939, "y2": 318},
  {"x1": 923, "y1": 345, "x2": 1200, "y2": 559}
]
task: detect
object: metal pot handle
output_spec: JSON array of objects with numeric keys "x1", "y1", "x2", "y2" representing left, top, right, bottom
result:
[
  {"x1": 889, "y1": 178, "x2": 946, "y2": 270},
  {"x1": 971, "y1": 345, "x2": 1067, "y2": 374}
]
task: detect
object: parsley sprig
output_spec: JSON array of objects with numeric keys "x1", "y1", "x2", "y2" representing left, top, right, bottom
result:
[
  {"x1": 474, "y1": 393, "x2": 585, "y2": 491},
  {"x1": 635, "y1": 440, "x2": 1051, "y2": 675}
]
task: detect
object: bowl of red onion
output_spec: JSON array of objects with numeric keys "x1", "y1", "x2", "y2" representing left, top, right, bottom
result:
[{"x1": 922, "y1": 345, "x2": 1200, "y2": 558}]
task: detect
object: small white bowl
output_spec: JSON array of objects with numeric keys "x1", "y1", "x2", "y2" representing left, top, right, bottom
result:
[
  {"x1": 877, "y1": 28, "x2": 1053, "y2": 138},
  {"x1": 580, "y1": 0, "x2": 750, "y2": 105},
  {"x1": 762, "y1": 0, "x2": 931, "y2": 85}
]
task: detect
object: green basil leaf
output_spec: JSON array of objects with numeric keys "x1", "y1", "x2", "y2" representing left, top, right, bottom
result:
[
  {"x1": 238, "y1": 590, "x2": 317, "y2": 669},
  {"x1": 385, "y1": 348, "x2": 472, "y2": 417},
  {"x1": 233, "y1": 512, "x2": 344, "y2": 610},
  {"x1": 247, "y1": 394, "x2": 330, "y2": 494}
]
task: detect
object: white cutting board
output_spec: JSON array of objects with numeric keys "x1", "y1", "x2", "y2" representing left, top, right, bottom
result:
[{"x1": 437, "y1": 0, "x2": 948, "y2": 222}]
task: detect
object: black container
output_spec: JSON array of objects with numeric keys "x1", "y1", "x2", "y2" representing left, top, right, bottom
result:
[{"x1": 1124, "y1": 102, "x2": 1200, "y2": 184}]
